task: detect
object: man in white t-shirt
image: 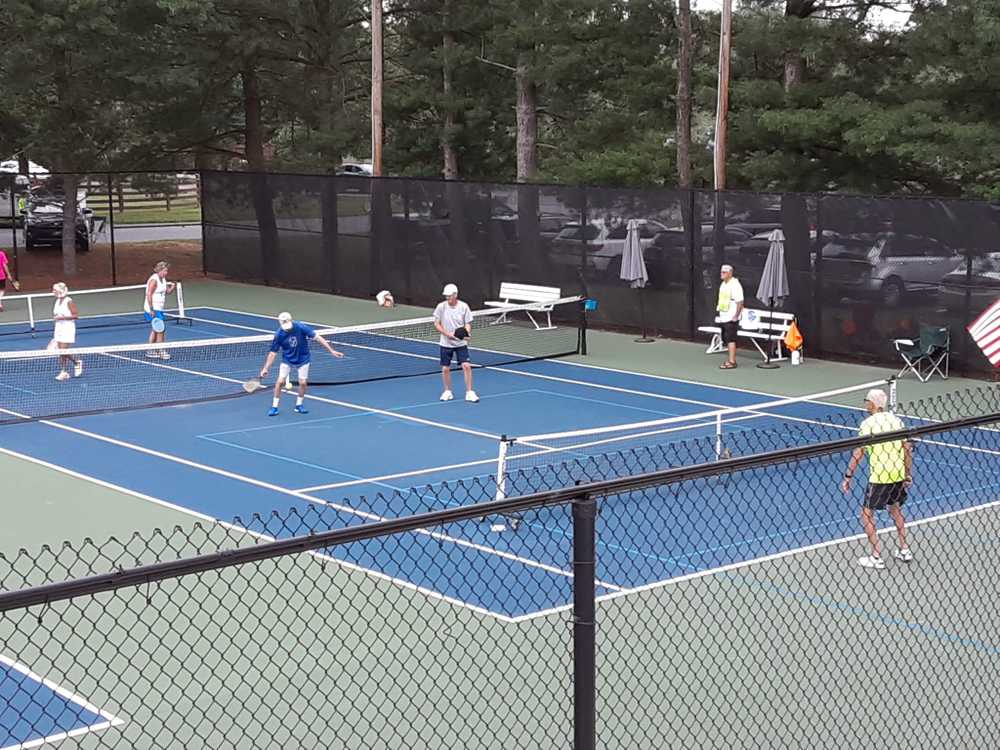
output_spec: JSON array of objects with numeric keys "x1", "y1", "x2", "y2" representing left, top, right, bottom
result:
[
  {"x1": 716, "y1": 264, "x2": 744, "y2": 369},
  {"x1": 433, "y1": 283, "x2": 479, "y2": 403}
]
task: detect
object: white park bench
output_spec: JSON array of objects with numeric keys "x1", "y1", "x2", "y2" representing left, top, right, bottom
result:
[
  {"x1": 698, "y1": 308, "x2": 796, "y2": 362},
  {"x1": 485, "y1": 282, "x2": 562, "y2": 330}
]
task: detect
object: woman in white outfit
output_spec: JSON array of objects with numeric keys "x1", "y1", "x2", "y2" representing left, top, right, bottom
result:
[
  {"x1": 51, "y1": 282, "x2": 82, "y2": 381},
  {"x1": 144, "y1": 261, "x2": 175, "y2": 359}
]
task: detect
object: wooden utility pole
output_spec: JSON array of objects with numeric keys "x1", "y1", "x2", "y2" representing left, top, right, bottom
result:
[
  {"x1": 713, "y1": 0, "x2": 733, "y2": 190},
  {"x1": 371, "y1": 0, "x2": 384, "y2": 176},
  {"x1": 676, "y1": 0, "x2": 693, "y2": 188}
]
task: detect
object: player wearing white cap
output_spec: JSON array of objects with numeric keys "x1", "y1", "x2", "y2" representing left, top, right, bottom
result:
[
  {"x1": 433, "y1": 283, "x2": 479, "y2": 402},
  {"x1": 259, "y1": 312, "x2": 343, "y2": 416},
  {"x1": 841, "y1": 388, "x2": 913, "y2": 569}
]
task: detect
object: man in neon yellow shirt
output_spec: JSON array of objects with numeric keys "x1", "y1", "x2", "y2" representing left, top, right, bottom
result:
[
  {"x1": 841, "y1": 388, "x2": 913, "y2": 569},
  {"x1": 716, "y1": 264, "x2": 743, "y2": 369}
]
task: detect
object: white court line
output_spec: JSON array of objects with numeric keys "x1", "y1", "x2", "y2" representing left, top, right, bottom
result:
[
  {"x1": 100, "y1": 350, "x2": 501, "y2": 442},
  {"x1": 0, "y1": 653, "x2": 124, "y2": 750},
  {"x1": 0, "y1": 445, "x2": 525, "y2": 623},
  {"x1": 508, "y1": 494, "x2": 1000, "y2": 624},
  {"x1": 194, "y1": 307, "x2": 845, "y2": 415},
  {"x1": 0, "y1": 413, "x2": 618, "y2": 596}
]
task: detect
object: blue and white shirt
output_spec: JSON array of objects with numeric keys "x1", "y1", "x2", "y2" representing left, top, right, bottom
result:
[{"x1": 270, "y1": 322, "x2": 316, "y2": 365}]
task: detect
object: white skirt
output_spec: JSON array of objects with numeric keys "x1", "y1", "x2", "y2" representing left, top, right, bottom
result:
[{"x1": 53, "y1": 321, "x2": 77, "y2": 345}]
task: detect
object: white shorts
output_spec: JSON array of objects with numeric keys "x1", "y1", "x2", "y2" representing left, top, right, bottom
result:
[
  {"x1": 278, "y1": 362, "x2": 310, "y2": 382},
  {"x1": 53, "y1": 322, "x2": 76, "y2": 345}
]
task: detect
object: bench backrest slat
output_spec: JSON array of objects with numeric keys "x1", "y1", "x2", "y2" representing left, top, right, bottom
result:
[
  {"x1": 744, "y1": 308, "x2": 794, "y2": 333},
  {"x1": 499, "y1": 282, "x2": 561, "y2": 302}
]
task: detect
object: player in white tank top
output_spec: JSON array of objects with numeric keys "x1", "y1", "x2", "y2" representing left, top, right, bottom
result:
[
  {"x1": 144, "y1": 261, "x2": 176, "y2": 359},
  {"x1": 51, "y1": 282, "x2": 82, "y2": 381}
]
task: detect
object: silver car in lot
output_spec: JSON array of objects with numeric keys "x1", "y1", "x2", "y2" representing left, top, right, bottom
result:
[
  {"x1": 548, "y1": 219, "x2": 671, "y2": 274},
  {"x1": 816, "y1": 233, "x2": 964, "y2": 307}
]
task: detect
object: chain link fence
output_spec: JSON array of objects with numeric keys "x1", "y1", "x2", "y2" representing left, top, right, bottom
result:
[
  {"x1": 198, "y1": 172, "x2": 1000, "y2": 375},
  {"x1": 1, "y1": 171, "x2": 202, "y2": 292},
  {"x1": 0, "y1": 386, "x2": 998, "y2": 748}
]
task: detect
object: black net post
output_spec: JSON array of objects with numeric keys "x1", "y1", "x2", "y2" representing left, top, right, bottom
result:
[{"x1": 573, "y1": 493, "x2": 597, "y2": 750}]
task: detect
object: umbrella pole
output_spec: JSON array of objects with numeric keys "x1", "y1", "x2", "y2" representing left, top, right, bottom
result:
[
  {"x1": 635, "y1": 286, "x2": 655, "y2": 343},
  {"x1": 756, "y1": 296, "x2": 780, "y2": 369}
]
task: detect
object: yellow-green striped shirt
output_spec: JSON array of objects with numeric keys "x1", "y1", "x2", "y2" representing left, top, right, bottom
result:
[{"x1": 859, "y1": 411, "x2": 906, "y2": 484}]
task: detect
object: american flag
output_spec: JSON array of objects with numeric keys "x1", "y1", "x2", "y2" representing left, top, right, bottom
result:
[{"x1": 968, "y1": 297, "x2": 1000, "y2": 367}]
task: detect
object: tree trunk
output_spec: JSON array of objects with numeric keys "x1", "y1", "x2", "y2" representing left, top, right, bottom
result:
[
  {"x1": 783, "y1": 49, "x2": 805, "y2": 91},
  {"x1": 60, "y1": 173, "x2": 79, "y2": 277},
  {"x1": 242, "y1": 65, "x2": 280, "y2": 282},
  {"x1": 676, "y1": 0, "x2": 693, "y2": 188},
  {"x1": 515, "y1": 53, "x2": 538, "y2": 182},
  {"x1": 441, "y1": 3, "x2": 459, "y2": 180},
  {"x1": 783, "y1": 0, "x2": 813, "y2": 91}
]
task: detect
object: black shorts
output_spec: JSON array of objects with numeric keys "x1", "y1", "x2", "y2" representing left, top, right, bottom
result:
[
  {"x1": 720, "y1": 321, "x2": 739, "y2": 345},
  {"x1": 864, "y1": 482, "x2": 907, "y2": 511},
  {"x1": 439, "y1": 345, "x2": 470, "y2": 366}
]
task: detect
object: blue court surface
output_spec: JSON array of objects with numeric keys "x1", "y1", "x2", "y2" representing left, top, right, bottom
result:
[
  {"x1": 0, "y1": 305, "x2": 996, "y2": 626},
  {"x1": 0, "y1": 655, "x2": 122, "y2": 749}
]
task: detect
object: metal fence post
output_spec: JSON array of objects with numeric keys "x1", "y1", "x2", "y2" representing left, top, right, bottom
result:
[
  {"x1": 8, "y1": 175, "x2": 18, "y2": 280},
  {"x1": 106, "y1": 174, "x2": 117, "y2": 285},
  {"x1": 686, "y1": 188, "x2": 696, "y2": 341},
  {"x1": 198, "y1": 170, "x2": 208, "y2": 277},
  {"x1": 573, "y1": 493, "x2": 597, "y2": 750}
]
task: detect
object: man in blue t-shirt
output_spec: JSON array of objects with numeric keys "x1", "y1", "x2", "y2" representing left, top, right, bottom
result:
[{"x1": 259, "y1": 312, "x2": 343, "y2": 416}]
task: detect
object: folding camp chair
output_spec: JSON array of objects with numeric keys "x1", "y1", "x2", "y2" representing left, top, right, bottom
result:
[{"x1": 893, "y1": 325, "x2": 950, "y2": 382}]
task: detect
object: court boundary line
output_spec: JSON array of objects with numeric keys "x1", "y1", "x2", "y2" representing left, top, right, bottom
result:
[
  {"x1": 97, "y1": 350, "x2": 502, "y2": 442},
  {"x1": 0, "y1": 445, "x2": 527, "y2": 623},
  {"x1": 195, "y1": 305, "x2": 888, "y2": 412},
  {"x1": 194, "y1": 305, "x2": 874, "y2": 418},
  {"x1": 2, "y1": 417, "x2": 620, "y2": 603},
  {"x1": 508, "y1": 494, "x2": 1000, "y2": 623},
  {"x1": 0, "y1": 653, "x2": 124, "y2": 750}
]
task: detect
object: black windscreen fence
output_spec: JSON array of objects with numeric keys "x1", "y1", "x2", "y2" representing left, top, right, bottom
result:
[{"x1": 201, "y1": 171, "x2": 1000, "y2": 375}]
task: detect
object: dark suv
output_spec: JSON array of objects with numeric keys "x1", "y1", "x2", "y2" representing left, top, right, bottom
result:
[{"x1": 23, "y1": 200, "x2": 93, "y2": 252}]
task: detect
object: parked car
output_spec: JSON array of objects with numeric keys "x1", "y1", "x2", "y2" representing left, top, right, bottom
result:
[
  {"x1": 548, "y1": 219, "x2": 671, "y2": 274},
  {"x1": 816, "y1": 233, "x2": 963, "y2": 307},
  {"x1": 539, "y1": 214, "x2": 574, "y2": 248},
  {"x1": 23, "y1": 200, "x2": 93, "y2": 252},
  {"x1": 938, "y1": 252, "x2": 1000, "y2": 314},
  {"x1": 644, "y1": 225, "x2": 754, "y2": 288}
]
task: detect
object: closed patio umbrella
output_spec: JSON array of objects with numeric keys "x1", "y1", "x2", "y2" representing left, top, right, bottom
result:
[
  {"x1": 620, "y1": 219, "x2": 654, "y2": 342},
  {"x1": 755, "y1": 228, "x2": 790, "y2": 369}
]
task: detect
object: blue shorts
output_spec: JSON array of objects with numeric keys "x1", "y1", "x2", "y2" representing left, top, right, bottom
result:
[
  {"x1": 439, "y1": 346, "x2": 470, "y2": 366},
  {"x1": 144, "y1": 310, "x2": 166, "y2": 322}
]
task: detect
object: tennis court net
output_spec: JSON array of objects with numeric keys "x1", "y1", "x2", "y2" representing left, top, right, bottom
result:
[
  {"x1": 0, "y1": 296, "x2": 583, "y2": 424},
  {"x1": 494, "y1": 379, "x2": 896, "y2": 499},
  {"x1": 0, "y1": 283, "x2": 188, "y2": 336}
]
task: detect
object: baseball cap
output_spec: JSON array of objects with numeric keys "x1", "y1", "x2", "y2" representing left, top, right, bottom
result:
[
  {"x1": 278, "y1": 312, "x2": 294, "y2": 331},
  {"x1": 442, "y1": 283, "x2": 459, "y2": 297},
  {"x1": 720, "y1": 264, "x2": 734, "y2": 273},
  {"x1": 865, "y1": 389, "x2": 888, "y2": 409}
]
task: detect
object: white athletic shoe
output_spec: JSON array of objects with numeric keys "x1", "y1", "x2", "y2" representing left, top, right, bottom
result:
[
  {"x1": 55, "y1": 371, "x2": 70, "y2": 382},
  {"x1": 159, "y1": 350, "x2": 171, "y2": 361},
  {"x1": 73, "y1": 361, "x2": 83, "y2": 378},
  {"x1": 858, "y1": 555, "x2": 886, "y2": 570},
  {"x1": 440, "y1": 390, "x2": 454, "y2": 401},
  {"x1": 465, "y1": 390, "x2": 480, "y2": 403},
  {"x1": 145, "y1": 351, "x2": 159, "y2": 359},
  {"x1": 893, "y1": 548, "x2": 914, "y2": 563}
]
